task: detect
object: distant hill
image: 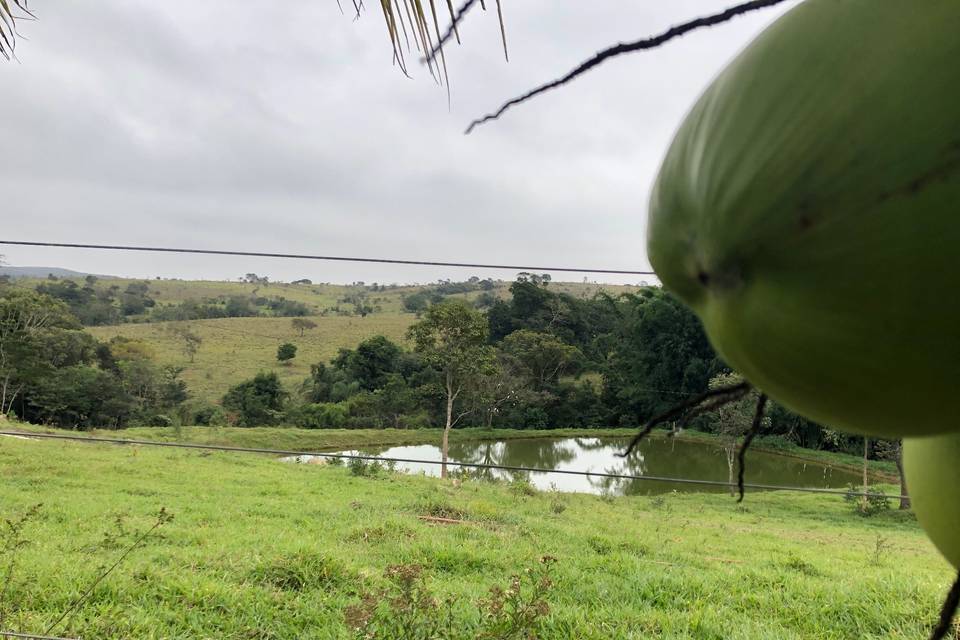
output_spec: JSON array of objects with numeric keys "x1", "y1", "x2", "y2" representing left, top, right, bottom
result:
[{"x1": 0, "y1": 266, "x2": 115, "y2": 279}]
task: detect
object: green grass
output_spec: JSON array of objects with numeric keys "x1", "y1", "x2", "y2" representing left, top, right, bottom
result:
[{"x1": 0, "y1": 435, "x2": 950, "y2": 639}]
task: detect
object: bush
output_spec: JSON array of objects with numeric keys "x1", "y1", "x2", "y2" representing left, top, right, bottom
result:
[
  {"x1": 277, "y1": 343, "x2": 298, "y2": 364},
  {"x1": 291, "y1": 402, "x2": 350, "y2": 429},
  {"x1": 222, "y1": 372, "x2": 287, "y2": 426},
  {"x1": 844, "y1": 485, "x2": 891, "y2": 517},
  {"x1": 190, "y1": 403, "x2": 228, "y2": 427}
]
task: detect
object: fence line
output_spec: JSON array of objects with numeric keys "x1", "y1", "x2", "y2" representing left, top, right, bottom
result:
[{"x1": 0, "y1": 430, "x2": 907, "y2": 500}]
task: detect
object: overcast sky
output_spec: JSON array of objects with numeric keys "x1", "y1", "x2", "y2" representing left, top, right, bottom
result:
[{"x1": 1, "y1": 0, "x2": 797, "y2": 285}]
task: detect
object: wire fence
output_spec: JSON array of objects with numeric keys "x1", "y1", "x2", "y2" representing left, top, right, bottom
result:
[
  {"x1": 0, "y1": 632, "x2": 77, "y2": 640},
  {"x1": 0, "y1": 240, "x2": 656, "y2": 277},
  {"x1": 0, "y1": 430, "x2": 907, "y2": 500}
]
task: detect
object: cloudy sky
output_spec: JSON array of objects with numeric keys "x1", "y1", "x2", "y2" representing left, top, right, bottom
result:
[{"x1": 1, "y1": 0, "x2": 797, "y2": 285}]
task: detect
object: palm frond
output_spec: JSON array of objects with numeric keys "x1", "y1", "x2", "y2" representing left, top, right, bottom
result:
[
  {"x1": 357, "y1": 0, "x2": 507, "y2": 87},
  {"x1": 0, "y1": 0, "x2": 32, "y2": 61}
]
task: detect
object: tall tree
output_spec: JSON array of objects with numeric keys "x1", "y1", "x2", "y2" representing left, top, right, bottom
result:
[
  {"x1": 0, "y1": 290, "x2": 80, "y2": 417},
  {"x1": 709, "y1": 372, "x2": 767, "y2": 496},
  {"x1": 408, "y1": 300, "x2": 495, "y2": 477}
]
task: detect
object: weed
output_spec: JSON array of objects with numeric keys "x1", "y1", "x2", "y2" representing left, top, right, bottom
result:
[
  {"x1": 345, "y1": 564, "x2": 456, "y2": 640},
  {"x1": 550, "y1": 501, "x2": 566, "y2": 515},
  {"x1": 780, "y1": 554, "x2": 821, "y2": 577},
  {"x1": 345, "y1": 557, "x2": 557, "y2": 640},
  {"x1": 0, "y1": 503, "x2": 42, "y2": 630},
  {"x1": 587, "y1": 536, "x2": 613, "y2": 556},
  {"x1": 476, "y1": 556, "x2": 557, "y2": 639},
  {"x1": 415, "y1": 497, "x2": 468, "y2": 521},
  {"x1": 509, "y1": 476, "x2": 537, "y2": 498},
  {"x1": 251, "y1": 551, "x2": 347, "y2": 592},
  {"x1": 870, "y1": 535, "x2": 892, "y2": 567}
]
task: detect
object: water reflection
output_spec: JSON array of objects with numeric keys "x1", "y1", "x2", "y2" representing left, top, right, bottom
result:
[{"x1": 283, "y1": 437, "x2": 862, "y2": 496}]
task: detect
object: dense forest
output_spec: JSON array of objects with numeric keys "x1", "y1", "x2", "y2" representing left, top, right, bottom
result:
[{"x1": 0, "y1": 274, "x2": 887, "y2": 460}]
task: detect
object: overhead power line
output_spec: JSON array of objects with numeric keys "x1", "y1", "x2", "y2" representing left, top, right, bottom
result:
[
  {"x1": 0, "y1": 241, "x2": 656, "y2": 277},
  {"x1": 0, "y1": 431, "x2": 907, "y2": 500}
]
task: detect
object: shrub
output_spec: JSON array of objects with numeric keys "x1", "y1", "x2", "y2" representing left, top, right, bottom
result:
[
  {"x1": 290, "y1": 402, "x2": 349, "y2": 429},
  {"x1": 843, "y1": 484, "x2": 891, "y2": 517}
]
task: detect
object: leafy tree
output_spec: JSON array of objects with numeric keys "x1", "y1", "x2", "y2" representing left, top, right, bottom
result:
[
  {"x1": 222, "y1": 372, "x2": 287, "y2": 426},
  {"x1": 333, "y1": 335, "x2": 402, "y2": 391},
  {"x1": 408, "y1": 300, "x2": 495, "y2": 477},
  {"x1": 277, "y1": 343, "x2": 298, "y2": 364},
  {"x1": 603, "y1": 289, "x2": 726, "y2": 424},
  {"x1": 500, "y1": 329, "x2": 583, "y2": 392},
  {"x1": 291, "y1": 317, "x2": 318, "y2": 337},
  {"x1": 0, "y1": 290, "x2": 81, "y2": 417},
  {"x1": 709, "y1": 373, "x2": 768, "y2": 496},
  {"x1": 167, "y1": 325, "x2": 203, "y2": 363}
]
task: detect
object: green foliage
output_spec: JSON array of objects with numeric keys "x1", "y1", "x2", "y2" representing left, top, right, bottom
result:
[
  {"x1": 289, "y1": 402, "x2": 349, "y2": 429},
  {"x1": 603, "y1": 288, "x2": 726, "y2": 423},
  {"x1": 844, "y1": 485, "x2": 892, "y2": 517},
  {"x1": 0, "y1": 290, "x2": 187, "y2": 428},
  {"x1": 334, "y1": 335, "x2": 403, "y2": 391},
  {"x1": 276, "y1": 342, "x2": 297, "y2": 364},
  {"x1": 222, "y1": 372, "x2": 287, "y2": 426},
  {"x1": 345, "y1": 557, "x2": 555, "y2": 640}
]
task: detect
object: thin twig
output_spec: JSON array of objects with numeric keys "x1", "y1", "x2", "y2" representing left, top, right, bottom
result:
[
  {"x1": 618, "y1": 381, "x2": 751, "y2": 458},
  {"x1": 930, "y1": 571, "x2": 960, "y2": 640},
  {"x1": 465, "y1": 0, "x2": 792, "y2": 133},
  {"x1": 736, "y1": 393, "x2": 768, "y2": 503},
  {"x1": 423, "y1": 0, "x2": 477, "y2": 64}
]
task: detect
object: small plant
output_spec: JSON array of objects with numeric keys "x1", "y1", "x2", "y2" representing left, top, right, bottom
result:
[
  {"x1": 550, "y1": 501, "x2": 566, "y2": 515},
  {"x1": 345, "y1": 557, "x2": 557, "y2": 640},
  {"x1": 0, "y1": 503, "x2": 42, "y2": 630},
  {"x1": 870, "y1": 535, "x2": 892, "y2": 567},
  {"x1": 344, "y1": 564, "x2": 456, "y2": 640},
  {"x1": 476, "y1": 556, "x2": 557, "y2": 639},
  {"x1": 348, "y1": 457, "x2": 386, "y2": 477},
  {"x1": 586, "y1": 536, "x2": 613, "y2": 556},
  {"x1": 843, "y1": 484, "x2": 891, "y2": 517},
  {"x1": 252, "y1": 551, "x2": 346, "y2": 592},
  {"x1": 509, "y1": 476, "x2": 537, "y2": 498}
]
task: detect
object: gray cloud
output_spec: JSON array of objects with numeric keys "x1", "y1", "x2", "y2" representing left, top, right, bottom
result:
[{"x1": 1, "y1": 0, "x2": 798, "y2": 284}]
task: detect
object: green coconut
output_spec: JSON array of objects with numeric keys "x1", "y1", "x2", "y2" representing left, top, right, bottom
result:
[
  {"x1": 904, "y1": 434, "x2": 960, "y2": 569},
  {"x1": 647, "y1": 0, "x2": 960, "y2": 437}
]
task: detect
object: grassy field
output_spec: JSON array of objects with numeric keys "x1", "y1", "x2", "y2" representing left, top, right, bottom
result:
[
  {"x1": 0, "y1": 434, "x2": 951, "y2": 639},
  {"x1": 87, "y1": 314, "x2": 416, "y2": 402}
]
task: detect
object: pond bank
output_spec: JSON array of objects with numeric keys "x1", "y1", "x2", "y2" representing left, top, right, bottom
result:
[{"x1": 9, "y1": 421, "x2": 898, "y2": 481}]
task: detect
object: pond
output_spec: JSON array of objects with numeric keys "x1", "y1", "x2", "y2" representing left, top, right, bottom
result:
[{"x1": 283, "y1": 436, "x2": 863, "y2": 496}]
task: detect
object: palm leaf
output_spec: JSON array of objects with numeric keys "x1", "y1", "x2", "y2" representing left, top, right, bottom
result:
[{"x1": 0, "y1": 0, "x2": 32, "y2": 61}]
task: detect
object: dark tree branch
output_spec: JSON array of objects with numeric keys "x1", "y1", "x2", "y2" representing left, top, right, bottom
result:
[
  {"x1": 930, "y1": 571, "x2": 960, "y2": 640},
  {"x1": 736, "y1": 393, "x2": 768, "y2": 502},
  {"x1": 423, "y1": 0, "x2": 478, "y2": 64},
  {"x1": 465, "y1": 0, "x2": 792, "y2": 134},
  {"x1": 618, "y1": 381, "x2": 751, "y2": 458}
]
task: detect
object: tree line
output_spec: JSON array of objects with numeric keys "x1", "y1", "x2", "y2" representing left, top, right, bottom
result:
[{"x1": 2, "y1": 274, "x2": 886, "y2": 465}]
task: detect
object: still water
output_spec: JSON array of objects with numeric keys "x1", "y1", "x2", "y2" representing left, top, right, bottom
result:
[{"x1": 284, "y1": 437, "x2": 862, "y2": 496}]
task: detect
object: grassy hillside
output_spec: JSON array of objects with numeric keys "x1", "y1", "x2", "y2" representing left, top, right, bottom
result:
[
  {"x1": 0, "y1": 435, "x2": 951, "y2": 639},
  {"x1": 88, "y1": 314, "x2": 415, "y2": 403},
  {"x1": 72, "y1": 277, "x2": 640, "y2": 405}
]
